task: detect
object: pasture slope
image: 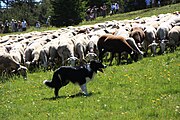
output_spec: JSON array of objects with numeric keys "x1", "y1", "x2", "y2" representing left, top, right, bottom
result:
[
  {"x1": 0, "y1": 47, "x2": 179, "y2": 120},
  {"x1": 0, "y1": 3, "x2": 180, "y2": 120}
]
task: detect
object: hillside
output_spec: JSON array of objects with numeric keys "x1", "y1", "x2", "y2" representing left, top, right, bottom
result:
[{"x1": 0, "y1": 3, "x2": 180, "y2": 120}]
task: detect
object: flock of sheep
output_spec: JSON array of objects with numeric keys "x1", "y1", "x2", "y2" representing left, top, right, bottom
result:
[{"x1": 0, "y1": 12, "x2": 180, "y2": 79}]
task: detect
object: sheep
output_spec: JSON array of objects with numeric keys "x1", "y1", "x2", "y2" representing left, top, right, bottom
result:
[
  {"x1": 98, "y1": 35, "x2": 140, "y2": 65},
  {"x1": 73, "y1": 33, "x2": 90, "y2": 64},
  {"x1": 130, "y1": 27, "x2": 145, "y2": 49},
  {"x1": 39, "y1": 38, "x2": 60, "y2": 69},
  {"x1": 114, "y1": 27, "x2": 130, "y2": 39},
  {"x1": 143, "y1": 26, "x2": 158, "y2": 56},
  {"x1": 57, "y1": 34, "x2": 79, "y2": 66},
  {"x1": 0, "y1": 49, "x2": 27, "y2": 79},
  {"x1": 157, "y1": 22, "x2": 173, "y2": 54},
  {"x1": 9, "y1": 43, "x2": 25, "y2": 64},
  {"x1": 168, "y1": 26, "x2": 180, "y2": 52},
  {"x1": 24, "y1": 42, "x2": 44, "y2": 69}
]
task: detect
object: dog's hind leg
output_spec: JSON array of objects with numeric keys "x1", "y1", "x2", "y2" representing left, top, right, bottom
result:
[
  {"x1": 80, "y1": 83, "x2": 88, "y2": 96},
  {"x1": 54, "y1": 87, "x2": 60, "y2": 97}
]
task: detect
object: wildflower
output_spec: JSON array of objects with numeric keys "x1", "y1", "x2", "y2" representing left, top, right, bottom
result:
[
  {"x1": 124, "y1": 74, "x2": 128, "y2": 77},
  {"x1": 104, "y1": 104, "x2": 107, "y2": 107},
  {"x1": 46, "y1": 113, "x2": 50, "y2": 117},
  {"x1": 167, "y1": 73, "x2": 170, "y2": 77},
  {"x1": 152, "y1": 100, "x2": 156, "y2": 103}
]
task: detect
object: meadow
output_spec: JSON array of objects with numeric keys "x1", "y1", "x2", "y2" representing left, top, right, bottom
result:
[{"x1": 0, "y1": 3, "x2": 180, "y2": 120}]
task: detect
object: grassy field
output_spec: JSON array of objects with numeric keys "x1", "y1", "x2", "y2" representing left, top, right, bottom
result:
[
  {"x1": 0, "y1": 49, "x2": 179, "y2": 120},
  {"x1": 0, "y1": 3, "x2": 180, "y2": 120}
]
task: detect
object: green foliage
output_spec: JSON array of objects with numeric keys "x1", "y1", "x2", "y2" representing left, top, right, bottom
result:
[
  {"x1": 0, "y1": 0, "x2": 52, "y2": 26},
  {"x1": 38, "y1": 0, "x2": 53, "y2": 24},
  {"x1": 0, "y1": 1, "x2": 39, "y2": 26},
  {"x1": 50, "y1": 0, "x2": 86, "y2": 27}
]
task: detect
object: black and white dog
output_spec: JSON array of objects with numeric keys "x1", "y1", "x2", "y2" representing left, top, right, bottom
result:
[{"x1": 43, "y1": 60, "x2": 106, "y2": 97}]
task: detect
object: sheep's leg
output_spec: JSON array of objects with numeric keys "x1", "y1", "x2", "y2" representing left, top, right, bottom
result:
[
  {"x1": 99, "y1": 50, "x2": 106, "y2": 63},
  {"x1": 117, "y1": 53, "x2": 121, "y2": 65},
  {"x1": 109, "y1": 52, "x2": 114, "y2": 66}
]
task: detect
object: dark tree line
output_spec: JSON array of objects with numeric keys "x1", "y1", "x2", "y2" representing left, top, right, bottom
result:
[{"x1": 0, "y1": 0, "x2": 179, "y2": 27}]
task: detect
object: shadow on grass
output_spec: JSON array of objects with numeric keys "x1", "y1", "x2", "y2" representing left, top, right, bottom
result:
[{"x1": 42, "y1": 91, "x2": 101, "y2": 100}]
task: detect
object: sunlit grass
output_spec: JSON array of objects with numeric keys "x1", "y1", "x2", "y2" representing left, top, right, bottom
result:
[{"x1": 0, "y1": 50, "x2": 179, "y2": 120}]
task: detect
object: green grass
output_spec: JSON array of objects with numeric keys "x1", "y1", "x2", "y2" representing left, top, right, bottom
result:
[
  {"x1": 0, "y1": 49, "x2": 180, "y2": 120},
  {"x1": 0, "y1": 3, "x2": 180, "y2": 120}
]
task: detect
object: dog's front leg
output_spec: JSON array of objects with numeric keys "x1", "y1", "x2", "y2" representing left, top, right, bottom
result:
[{"x1": 80, "y1": 84, "x2": 88, "y2": 96}]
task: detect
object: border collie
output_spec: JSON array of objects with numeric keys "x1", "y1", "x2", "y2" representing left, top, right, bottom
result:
[{"x1": 43, "y1": 60, "x2": 106, "y2": 97}]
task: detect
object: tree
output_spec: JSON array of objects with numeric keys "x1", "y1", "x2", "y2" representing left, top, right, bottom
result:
[
  {"x1": 0, "y1": 0, "x2": 47, "y2": 26},
  {"x1": 50, "y1": 0, "x2": 87, "y2": 27},
  {"x1": 38, "y1": 0, "x2": 53, "y2": 24}
]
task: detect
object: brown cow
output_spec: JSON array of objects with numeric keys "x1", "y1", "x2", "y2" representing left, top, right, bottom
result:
[{"x1": 97, "y1": 35, "x2": 139, "y2": 65}]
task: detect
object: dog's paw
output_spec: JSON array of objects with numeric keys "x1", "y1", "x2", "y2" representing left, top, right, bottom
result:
[{"x1": 82, "y1": 93, "x2": 89, "y2": 97}]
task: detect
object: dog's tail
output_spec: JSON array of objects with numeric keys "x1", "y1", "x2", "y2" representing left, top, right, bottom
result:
[{"x1": 43, "y1": 80, "x2": 54, "y2": 88}]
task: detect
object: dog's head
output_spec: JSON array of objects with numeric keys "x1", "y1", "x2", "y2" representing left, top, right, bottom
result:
[{"x1": 90, "y1": 60, "x2": 106, "y2": 73}]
